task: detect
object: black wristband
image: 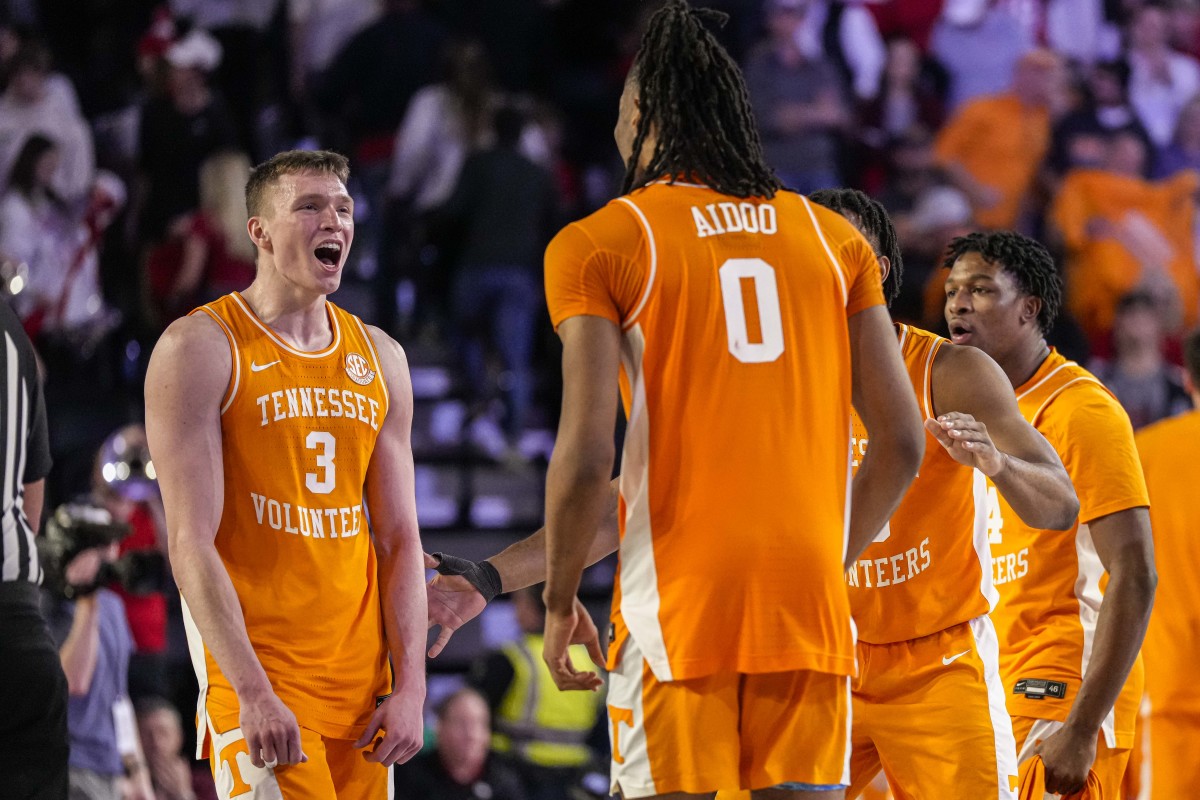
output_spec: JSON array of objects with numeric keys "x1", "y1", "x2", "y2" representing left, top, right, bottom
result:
[{"x1": 432, "y1": 552, "x2": 503, "y2": 603}]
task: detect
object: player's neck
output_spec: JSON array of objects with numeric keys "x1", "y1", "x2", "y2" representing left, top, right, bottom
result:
[
  {"x1": 240, "y1": 273, "x2": 332, "y2": 351},
  {"x1": 1001, "y1": 336, "x2": 1052, "y2": 390}
]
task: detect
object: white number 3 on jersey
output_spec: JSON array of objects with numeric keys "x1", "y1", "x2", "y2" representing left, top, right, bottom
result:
[{"x1": 305, "y1": 431, "x2": 337, "y2": 494}]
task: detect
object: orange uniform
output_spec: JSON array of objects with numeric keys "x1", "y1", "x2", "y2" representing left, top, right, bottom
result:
[
  {"x1": 934, "y1": 94, "x2": 1051, "y2": 230},
  {"x1": 185, "y1": 293, "x2": 392, "y2": 797},
  {"x1": 1134, "y1": 410, "x2": 1200, "y2": 799},
  {"x1": 846, "y1": 325, "x2": 1017, "y2": 800},
  {"x1": 988, "y1": 350, "x2": 1149, "y2": 793},
  {"x1": 545, "y1": 181, "x2": 884, "y2": 795}
]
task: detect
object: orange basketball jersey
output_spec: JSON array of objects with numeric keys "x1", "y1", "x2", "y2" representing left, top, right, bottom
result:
[
  {"x1": 544, "y1": 181, "x2": 885, "y2": 682},
  {"x1": 185, "y1": 292, "x2": 391, "y2": 750},
  {"x1": 1136, "y1": 410, "x2": 1200, "y2": 713},
  {"x1": 847, "y1": 324, "x2": 995, "y2": 644},
  {"x1": 988, "y1": 350, "x2": 1148, "y2": 747}
]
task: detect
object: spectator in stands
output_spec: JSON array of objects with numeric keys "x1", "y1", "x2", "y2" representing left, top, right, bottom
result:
[
  {"x1": 1089, "y1": 291, "x2": 1193, "y2": 428},
  {"x1": 439, "y1": 106, "x2": 558, "y2": 456},
  {"x1": 41, "y1": 506, "x2": 153, "y2": 800},
  {"x1": 0, "y1": 41, "x2": 94, "y2": 202},
  {"x1": 744, "y1": 0, "x2": 851, "y2": 193},
  {"x1": 1049, "y1": 60, "x2": 1156, "y2": 179},
  {"x1": 393, "y1": 688, "x2": 525, "y2": 800},
  {"x1": 1051, "y1": 130, "x2": 1199, "y2": 342},
  {"x1": 146, "y1": 151, "x2": 256, "y2": 327},
  {"x1": 1128, "y1": 2, "x2": 1200, "y2": 147},
  {"x1": 469, "y1": 586, "x2": 602, "y2": 800},
  {"x1": 137, "y1": 28, "x2": 237, "y2": 244},
  {"x1": 91, "y1": 424, "x2": 170, "y2": 701},
  {"x1": 867, "y1": 37, "x2": 945, "y2": 142},
  {"x1": 0, "y1": 135, "x2": 121, "y2": 341},
  {"x1": 930, "y1": 0, "x2": 1031, "y2": 111},
  {"x1": 136, "y1": 696, "x2": 216, "y2": 800},
  {"x1": 935, "y1": 48, "x2": 1065, "y2": 230},
  {"x1": 1155, "y1": 95, "x2": 1200, "y2": 177},
  {"x1": 761, "y1": 0, "x2": 887, "y2": 102},
  {"x1": 287, "y1": 0, "x2": 381, "y2": 122}
]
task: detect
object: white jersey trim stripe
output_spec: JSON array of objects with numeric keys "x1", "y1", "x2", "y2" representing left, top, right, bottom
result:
[
  {"x1": 229, "y1": 292, "x2": 342, "y2": 359},
  {"x1": 1, "y1": 332, "x2": 18, "y2": 582},
  {"x1": 1030, "y1": 376, "x2": 1102, "y2": 427},
  {"x1": 1016, "y1": 361, "x2": 1076, "y2": 401},
  {"x1": 800, "y1": 196, "x2": 849, "y2": 307},
  {"x1": 922, "y1": 339, "x2": 940, "y2": 420},
  {"x1": 615, "y1": 198, "x2": 658, "y2": 332},
  {"x1": 970, "y1": 614, "x2": 1019, "y2": 800},
  {"x1": 181, "y1": 596, "x2": 211, "y2": 760},
  {"x1": 617, "y1": 323, "x2": 672, "y2": 681},
  {"x1": 195, "y1": 307, "x2": 242, "y2": 415},
  {"x1": 1074, "y1": 522, "x2": 1118, "y2": 748}
]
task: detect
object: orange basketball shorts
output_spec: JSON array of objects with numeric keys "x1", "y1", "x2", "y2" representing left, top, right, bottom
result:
[{"x1": 606, "y1": 634, "x2": 850, "y2": 797}]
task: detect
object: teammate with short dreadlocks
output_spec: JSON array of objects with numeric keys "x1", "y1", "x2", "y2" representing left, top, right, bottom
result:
[
  {"x1": 539, "y1": 1, "x2": 927, "y2": 796},
  {"x1": 806, "y1": 192, "x2": 1076, "y2": 800},
  {"x1": 943, "y1": 232, "x2": 1156, "y2": 798}
]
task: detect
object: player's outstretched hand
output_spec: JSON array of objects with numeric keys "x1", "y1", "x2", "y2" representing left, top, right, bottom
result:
[
  {"x1": 239, "y1": 689, "x2": 307, "y2": 768},
  {"x1": 424, "y1": 552, "x2": 487, "y2": 658},
  {"x1": 1033, "y1": 724, "x2": 1095, "y2": 796},
  {"x1": 542, "y1": 596, "x2": 605, "y2": 692},
  {"x1": 355, "y1": 687, "x2": 423, "y2": 766},
  {"x1": 925, "y1": 413, "x2": 1007, "y2": 477}
]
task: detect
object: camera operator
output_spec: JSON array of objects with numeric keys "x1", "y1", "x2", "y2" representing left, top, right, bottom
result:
[
  {"x1": 40, "y1": 503, "x2": 154, "y2": 800},
  {"x1": 0, "y1": 296, "x2": 65, "y2": 799}
]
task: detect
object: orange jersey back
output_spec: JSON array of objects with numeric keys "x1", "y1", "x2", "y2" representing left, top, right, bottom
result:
[
  {"x1": 988, "y1": 350, "x2": 1148, "y2": 746},
  {"x1": 847, "y1": 325, "x2": 994, "y2": 643},
  {"x1": 1136, "y1": 410, "x2": 1200, "y2": 711},
  {"x1": 544, "y1": 182, "x2": 885, "y2": 682},
  {"x1": 186, "y1": 293, "x2": 391, "y2": 741}
]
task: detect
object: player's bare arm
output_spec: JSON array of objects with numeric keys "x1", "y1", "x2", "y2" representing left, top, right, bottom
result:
[
  {"x1": 541, "y1": 315, "x2": 619, "y2": 691},
  {"x1": 929, "y1": 344, "x2": 1078, "y2": 529},
  {"x1": 145, "y1": 314, "x2": 305, "y2": 769},
  {"x1": 425, "y1": 481, "x2": 619, "y2": 658},
  {"x1": 846, "y1": 306, "x2": 925, "y2": 567},
  {"x1": 1036, "y1": 506, "x2": 1156, "y2": 795},
  {"x1": 355, "y1": 327, "x2": 426, "y2": 766}
]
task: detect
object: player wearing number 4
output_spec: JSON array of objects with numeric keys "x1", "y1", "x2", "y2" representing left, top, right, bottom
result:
[
  {"x1": 471, "y1": 3, "x2": 925, "y2": 798},
  {"x1": 810, "y1": 191, "x2": 1078, "y2": 800},
  {"x1": 942, "y1": 232, "x2": 1156, "y2": 799},
  {"x1": 145, "y1": 150, "x2": 427, "y2": 799}
]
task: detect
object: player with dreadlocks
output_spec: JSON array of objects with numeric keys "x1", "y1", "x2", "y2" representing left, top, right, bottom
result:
[
  {"x1": 806, "y1": 193, "x2": 1076, "y2": 800},
  {"x1": 943, "y1": 232, "x2": 1156, "y2": 798},
  {"x1": 539, "y1": 0, "x2": 929, "y2": 796}
]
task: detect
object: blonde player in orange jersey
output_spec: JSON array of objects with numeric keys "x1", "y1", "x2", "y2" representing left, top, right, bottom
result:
[
  {"x1": 526, "y1": 2, "x2": 924, "y2": 797},
  {"x1": 943, "y1": 231, "x2": 1157, "y2": 798},
  {"x1": 808, "y1": 191, "x2": 1078, "y2": 800},
  {"x1": 1132, "y1": 328, "x2": 1200, "y2": 799},
  {"x1": 145, "y1": 150, "x2": 427, "y2": 799}
]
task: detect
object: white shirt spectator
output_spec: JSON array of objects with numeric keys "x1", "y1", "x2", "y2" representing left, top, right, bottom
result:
[
  {"x1": 792, "y1": 0, "x2": 886, "y2": 101},
  {"x1": 1129, "y1": 50, "x2": 1200, "y2": 146},
  {"x1": 289, "y1": 0, "x2": 381, "y2": 78},
  {"x1": 0, "y1": 81, "x2": 94, "y2": 202}
]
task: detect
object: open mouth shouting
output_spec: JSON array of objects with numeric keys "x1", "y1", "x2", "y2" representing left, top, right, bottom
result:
[{"x1": 313, "y1": 239, "x2": 344, "y2": 271}]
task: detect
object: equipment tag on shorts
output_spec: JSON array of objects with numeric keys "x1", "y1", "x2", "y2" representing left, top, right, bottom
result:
[{"x1": 1013, "y1": 679, "x2": 1067, "y2": 700}]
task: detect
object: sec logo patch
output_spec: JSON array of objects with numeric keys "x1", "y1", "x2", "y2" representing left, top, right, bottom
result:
[{"x1": 345, "y1": 352, "x2": 376, "y2": 386}]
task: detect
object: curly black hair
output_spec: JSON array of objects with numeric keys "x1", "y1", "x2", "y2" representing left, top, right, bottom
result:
[
  {"x1": 809, "y1": 188, "x2": 903, "y2": 305},
  {"x1": 621, "y1": 0, "x2": 781, "y2": 199},
  {"x1": 942, "y1": 231, "x2": 1062, "y2": 334}
]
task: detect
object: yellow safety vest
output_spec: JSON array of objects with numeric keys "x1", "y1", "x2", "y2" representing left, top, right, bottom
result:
[{"x1": 492, "y1": 633, "x2": 602, "y2": 768}]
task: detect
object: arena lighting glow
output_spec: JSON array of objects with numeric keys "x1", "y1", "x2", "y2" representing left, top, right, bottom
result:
[
  {"x1": 9, "y1": 275, "x2": 24, "y2": 295},
  {"x1": 145, "y1": 461, "x2": 156, "y2": 480},
  {"x1": 101, "y1": 462, "x2": 117, "y2": 482}
]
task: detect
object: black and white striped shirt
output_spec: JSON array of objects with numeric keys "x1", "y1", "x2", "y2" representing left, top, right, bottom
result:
[{"x1": 0, "y1": 299, "x2": 51, "y2": 584}]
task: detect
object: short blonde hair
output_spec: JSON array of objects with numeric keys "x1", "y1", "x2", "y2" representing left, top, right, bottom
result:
[{"x1": 244, "y1": 149, "x2": 350, "y2": 218}]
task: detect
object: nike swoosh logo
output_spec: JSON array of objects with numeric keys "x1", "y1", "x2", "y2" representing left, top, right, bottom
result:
[
  {"x1": 250, "y1": 360, "x2": 281, "y2": 372},
  {"x1": 942, "y1": 650, "x2": 971, "y2": 666}
]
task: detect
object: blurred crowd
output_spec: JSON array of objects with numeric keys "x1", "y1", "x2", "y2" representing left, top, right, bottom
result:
[{"x1": 2, "y1": 0, "x2": 1200, "y2": 797}]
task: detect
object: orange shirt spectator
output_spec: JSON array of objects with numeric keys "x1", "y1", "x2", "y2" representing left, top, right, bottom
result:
[
  {"x1": 935, "y1": 50, "x2": 1062, "y2": 230},
  {"x1": 1051, "y1": 133, "x2": 1199, "y2": 341}
]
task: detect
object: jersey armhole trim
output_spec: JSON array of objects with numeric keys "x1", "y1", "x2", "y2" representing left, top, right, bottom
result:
[
  {"x1": 352, "y1": 315, "x2": 391, "y2": 414},
  {"x1": 799, "y1": 196, "x2": 850, "y2": 307},
  {"x1": 614, "y1": 197, "x2": 657, "y2": 332},
  {"x1": 191, "y1": 306, "x2": 240, "y2": 415},
  {"x1": 924, "y1": 338, "x2": 943, "y2": 420},
  {"x1": 1030, "y1": 376, "x2": 1100, "y2": 427},
  {"x1": 1016, "y1": 361, "x2": 1077, "y2": 402}
]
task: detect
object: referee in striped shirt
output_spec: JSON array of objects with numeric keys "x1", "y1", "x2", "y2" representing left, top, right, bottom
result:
[{"x1": 0, "y1": 297, "x2": 66, "y2": 799}]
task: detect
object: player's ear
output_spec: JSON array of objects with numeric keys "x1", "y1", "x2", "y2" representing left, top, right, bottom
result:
[
  {"x1": 247, "y1": 216, "x2": 270, "y2": 251},
  {"x1": 1021, "y1": 295, "x2": 1042, "y2": 327},
  {"x1": 877, "y1": 255, "x2": 891, "y2": 285}
]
